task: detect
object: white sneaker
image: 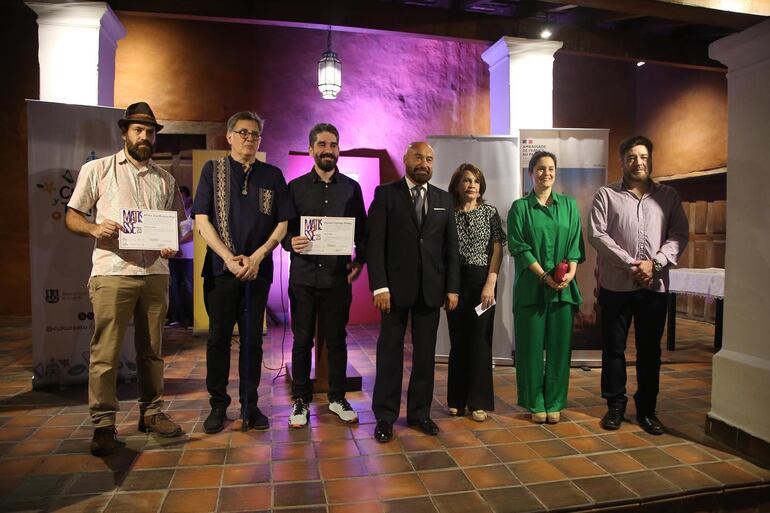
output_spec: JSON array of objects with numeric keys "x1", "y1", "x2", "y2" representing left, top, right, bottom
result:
[
  {"x1": 329, "y1": 398, "x2": 358, "y2": 424},
  {"x1": 289, "y1": 399, "x2": 309, "y2": 428}
]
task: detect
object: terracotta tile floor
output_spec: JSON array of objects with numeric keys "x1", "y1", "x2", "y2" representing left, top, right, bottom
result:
[{"x1": 0, "y1": 316, "x2": 768, "y2": 512}]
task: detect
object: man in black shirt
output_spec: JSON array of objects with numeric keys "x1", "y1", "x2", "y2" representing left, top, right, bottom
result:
[
  {"x1": 284, "y1": 123, "x2": 367, "y2": 428},
  {"x1": 192, "y1": 111, "x2": 293, "y2": 433}
]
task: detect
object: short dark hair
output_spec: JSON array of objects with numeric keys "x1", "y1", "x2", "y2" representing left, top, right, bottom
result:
[
  {"x1": 179, "y1": 186, "x2": 191, "y2": 197},
  {"x1": 227, "y1": 111, "x2": 264, "y2": 133},
  {"x1": 448, "y1": 163, "x2": 487, "y2": 207},
  {"x1": 528, "y1": 151, "x2": 558, "y2": 174},
  {"x1": 309, "y1": 123, "x2": 339, "y2": 146},
  {"x1": 619, "y1": 135, "x2": 653, "y2": 157}
]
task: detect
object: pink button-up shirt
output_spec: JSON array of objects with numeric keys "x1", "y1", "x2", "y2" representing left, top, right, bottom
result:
[
  {"x1": 588, "y1": 180, "x2": 689, "y2": 293},
  {"x1": 68, "y1": 150, "x2": 179, "y2": 277}
]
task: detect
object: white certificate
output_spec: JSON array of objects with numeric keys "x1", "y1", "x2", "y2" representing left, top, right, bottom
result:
[
  {"x1": 118, "y1": 208, "x2": 179, "y2": 251},
  {"x1": 301, "y1": 216, "x2": 355, "y2": 256}
]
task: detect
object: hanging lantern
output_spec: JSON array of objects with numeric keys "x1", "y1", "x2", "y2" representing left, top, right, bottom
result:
[{"x1": 317, "y1": 30, "x2": 341, "y2": 100}]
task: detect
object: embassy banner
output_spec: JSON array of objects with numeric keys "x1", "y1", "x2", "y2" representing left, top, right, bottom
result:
[
  {"x1": 520, "y1": 128, "x2": 609, "y2": 353},
  {"x1": 27, "y1": 100, "x2": 136, "y2": 388}
]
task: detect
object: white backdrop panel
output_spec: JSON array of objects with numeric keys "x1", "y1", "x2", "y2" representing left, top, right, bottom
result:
[{"x1": 427, "y1": 136, "x2": 520, "y2": 363}]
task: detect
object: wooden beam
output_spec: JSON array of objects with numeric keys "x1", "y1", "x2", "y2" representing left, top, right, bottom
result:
[
  {"x1": 541, "y1": 0, "x2": 766, "y2": 29},
  {"x1": 108, "y1": 0, "x2": 726, "y2": 68}
]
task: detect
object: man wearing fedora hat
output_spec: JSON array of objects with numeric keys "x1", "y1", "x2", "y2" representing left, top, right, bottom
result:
[{"x1": 66, "y1": 101, "x2": 185, "y2": 456}]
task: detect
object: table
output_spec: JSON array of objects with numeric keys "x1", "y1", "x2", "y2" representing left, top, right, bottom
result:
[{"x1": 667, "y1": 267, "x2": 724, "y2": 351}]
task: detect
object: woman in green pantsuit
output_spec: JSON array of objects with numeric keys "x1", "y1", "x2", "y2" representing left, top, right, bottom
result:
[{"x1": 507, "y1": 151, "x2": 585, "y2": 424}]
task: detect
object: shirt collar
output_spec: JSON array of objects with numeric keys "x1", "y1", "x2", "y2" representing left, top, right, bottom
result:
[
  {"x1": 311, "y1": 167, "x2": 339, "y2": 183},
  {"x1": 620, "y1": 178, "x2": 658, "y2": 196},
  {"x1": 405, "y1": 175, "x2": 426, "y2": 191},
  {"x1": 227, "y1": 155, "x2": 258, "y2": 174},
  {"x1": 526, "y1": 189, "x2": 561, "y2": 207}
]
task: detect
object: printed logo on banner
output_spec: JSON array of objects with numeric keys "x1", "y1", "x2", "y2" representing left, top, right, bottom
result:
[
  {"x1": 35, "y1": 150, "x2": 99, "y2": 221},
  {"x1": 77, "y1": 312, "x2": 94, "y2": 321},
  {"x1": 521, "y1": 140, "x2": 548, "y2": 160},
  {"x1": 43, "y1": 289, "x2": 88, "y2": 303},
  {"x1": 36, "y1": 169, "x2": 75, "y2": 221}
]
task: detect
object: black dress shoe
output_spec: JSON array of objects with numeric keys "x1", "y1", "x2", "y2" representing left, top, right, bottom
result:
[
  {"x1": 374, "y1": 420, "x2": 393, "y2": 443},
  {"x1": 637, "y1": 414, "x2": 664, "y2": 435},
  {"x1": 601, "y1": 408, "x2": 624, "y2": 430},
  {"x1": 246, "y1": 409, "x2": 270, "y2": 431},
  {"x1": 203, "y1": 407, "x2": 227, "y2": 434},
  {"x1": 408, "y1": 417, "x2": 440, "y2": 436}
]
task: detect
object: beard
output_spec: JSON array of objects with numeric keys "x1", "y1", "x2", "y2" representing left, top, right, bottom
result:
[
  {"x1": 408, "y1": 165, "x2": 431, "y2": 184},
  {"x1": 315, "y1": 153, "x2": 338, "y2": 172},
  {"x1": 126, "y1": 140, "x2": 154, "y2": 162}
]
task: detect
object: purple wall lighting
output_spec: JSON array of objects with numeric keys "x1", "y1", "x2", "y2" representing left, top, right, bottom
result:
[{"x1": 268, "y1": 153, "x2": 382, "y2": 325}]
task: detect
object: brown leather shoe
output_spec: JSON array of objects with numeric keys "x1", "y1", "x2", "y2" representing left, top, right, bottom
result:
[
  {"x1": 90, "y1": 426, "x2": 119, "y2": 456},
  {"x1": 139, "y1": 411, "x2": 183, "y2": 437}
]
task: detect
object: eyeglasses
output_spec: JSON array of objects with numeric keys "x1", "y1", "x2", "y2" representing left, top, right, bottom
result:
[{"x1": 232, "y1": 129, "x2": 261, "y2": 141}]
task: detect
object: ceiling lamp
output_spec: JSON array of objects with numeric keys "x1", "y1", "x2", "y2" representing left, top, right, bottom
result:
[{"x1": 318, "y1": 28, "x2": 341, "y2": 100}]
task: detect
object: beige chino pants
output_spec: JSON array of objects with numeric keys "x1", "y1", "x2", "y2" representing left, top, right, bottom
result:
[{"x1": 88, "y1": 275, "x2": 168, "y2": 428}]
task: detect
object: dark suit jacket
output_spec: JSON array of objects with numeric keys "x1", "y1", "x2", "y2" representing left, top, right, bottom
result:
[{"x1": 366, "y1": 178, "x2": 460, "y2": 309}]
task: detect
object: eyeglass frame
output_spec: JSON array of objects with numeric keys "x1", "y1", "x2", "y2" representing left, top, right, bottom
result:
[{"x1": 231, "y1": 129, "x2": 262, "y2": 141}]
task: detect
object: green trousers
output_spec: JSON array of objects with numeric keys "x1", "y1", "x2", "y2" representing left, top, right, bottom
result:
[{"x1": 513, "y1": 301, "x2": 574, "y2": 413}]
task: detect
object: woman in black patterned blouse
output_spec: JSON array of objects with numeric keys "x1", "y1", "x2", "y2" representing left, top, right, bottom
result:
[{"x1": 445, "y1": 163, "x2": 506, "y2": 422}]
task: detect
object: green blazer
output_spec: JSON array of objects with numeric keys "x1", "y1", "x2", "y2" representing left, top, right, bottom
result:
[{"x1": 507, "y1": 191, "x2": 586, "y2": 310}]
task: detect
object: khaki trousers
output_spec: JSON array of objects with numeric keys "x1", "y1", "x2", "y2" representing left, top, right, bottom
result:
[{"x1": 88, "y1": 275, "x2": 168, "y2": 428}]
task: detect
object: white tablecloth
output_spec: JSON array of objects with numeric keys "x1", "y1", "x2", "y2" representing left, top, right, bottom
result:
[{"x1": 668, "y1": 268, "x2": 725, "y2": 299}]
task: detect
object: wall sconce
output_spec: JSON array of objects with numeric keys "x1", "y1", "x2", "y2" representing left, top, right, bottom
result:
[{"x1": 318, "y1": 28, "x2": 341, "y2": 100}]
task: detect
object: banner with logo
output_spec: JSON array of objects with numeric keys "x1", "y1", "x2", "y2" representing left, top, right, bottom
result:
[
  {"x1": 520, "y1": 129, "x2": 608, "y2": 351},
  {"x1": 27, "y1": 100, "x2": 136, "y2": 388}
]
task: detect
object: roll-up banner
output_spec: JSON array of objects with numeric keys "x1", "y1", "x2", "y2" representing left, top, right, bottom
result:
[
  {"x1": 520, "y1": 129, "x2": 608, "y2": 355},
  {"x1": 429, "y1": 129, "x2": 608, "y2": 366},
  {"x1": 27, "y1": 100, "x2": 136, "y2": 388},
  {"x1": 428, "y1": 135, "x2": 520, "y2": 364}
]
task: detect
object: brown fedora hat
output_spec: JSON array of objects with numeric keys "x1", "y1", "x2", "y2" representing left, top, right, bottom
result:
[{"x1": 117, "y1": 102, "x2": 164, "y2": 131}]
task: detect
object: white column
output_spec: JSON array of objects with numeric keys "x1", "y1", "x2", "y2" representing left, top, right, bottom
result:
[
  {"x1": 708, "y1": 19, "x2": 770, "y2": 444},
  {"x1": 26, "y1": 1, "x2": 125, "y2": 106},
  {"x1": 481, "y1": 36, "x2": 563, "y2": 134}
]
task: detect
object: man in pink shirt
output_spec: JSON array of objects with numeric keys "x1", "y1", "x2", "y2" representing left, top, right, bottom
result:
[
  {"x1": 66, "y1": 102, "x2": 184, "y2": 456},
  {"x1": 588, "y1": 135, "x2": 689, "y2": 435}
]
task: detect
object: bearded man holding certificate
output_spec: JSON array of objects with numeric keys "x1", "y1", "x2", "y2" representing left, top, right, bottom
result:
[
  {"x1": 65, "y1": 102, "x2": 184, "y2": 456},
  {"x1": 282, "y1": 123, "x2": 367, "y2": 428}
]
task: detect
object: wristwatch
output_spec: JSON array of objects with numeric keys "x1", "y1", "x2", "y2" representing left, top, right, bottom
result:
[{"x1": 653, "y1": 259, "x2": 664, "y2": 273}]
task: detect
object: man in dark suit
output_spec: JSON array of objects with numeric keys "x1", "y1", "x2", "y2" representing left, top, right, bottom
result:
[{"x1": 367, "y1": 141, "x2": 460, "y2": 443}]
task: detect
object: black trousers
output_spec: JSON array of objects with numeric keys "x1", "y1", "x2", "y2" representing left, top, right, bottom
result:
[
  {"x1": 289, "y1": 282, "x2": 352, "y2": 403},
  {"x1": 599, "y1": 287, "x2": 668, "y2": 415},
  {"x1": 372, "y1": 292, "x2": 440, "y2": 424},
  {"x1": 446, "y1": 266, "x2": 495, "y2": 411},
  {"x1": 203, "y1": 274, "x2": 270, "y2": 413}
]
